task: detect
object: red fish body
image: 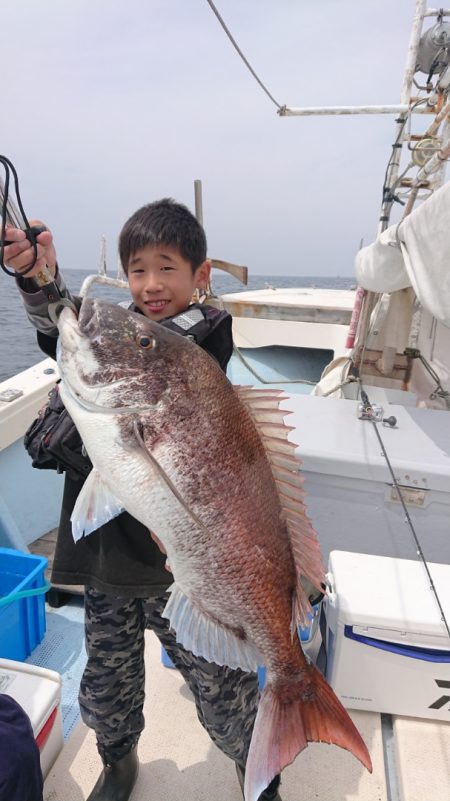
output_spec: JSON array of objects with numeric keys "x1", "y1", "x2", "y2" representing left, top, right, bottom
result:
[{"x1": 57, "y1": 298, "x2": 372, "y2": 801}]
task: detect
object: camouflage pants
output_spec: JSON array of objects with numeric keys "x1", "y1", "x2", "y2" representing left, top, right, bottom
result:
[{"x1": 79, "y1": 587, "x2": 260, "y2": 767}]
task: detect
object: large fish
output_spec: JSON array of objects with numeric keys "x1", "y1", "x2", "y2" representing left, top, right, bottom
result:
[{"x1": 56, "y1": 297, "x2": 372, "y2": 801}]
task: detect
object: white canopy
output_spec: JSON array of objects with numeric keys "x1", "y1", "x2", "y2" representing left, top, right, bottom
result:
[{"x1": 355, "y1": 180, "x2": 450, "y2": 327}]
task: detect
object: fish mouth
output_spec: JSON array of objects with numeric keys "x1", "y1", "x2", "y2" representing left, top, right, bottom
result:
[
  {"x1": 56, "y1": 302, "x2": 126, "y2": 391},
  {"x1": 48, "y1": 298, "x2": 79, "y2": 327},
  {"x1": 57, "y1": 305, "x2": 83, "y2": 354},
  {"x1": 57, "y1": 297, "x2": 160, "y2": 411}
]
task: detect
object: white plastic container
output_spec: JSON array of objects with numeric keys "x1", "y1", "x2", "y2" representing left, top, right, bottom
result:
[
  {"x1": 324, "y1": 550, "x2": 450, "y2": 721},
  {"x1": 0, "y1": 658, "x2": 63, "y2": 778},
  {"x1": 279, "y1": 394, "x2": 450, "y2": 566}
]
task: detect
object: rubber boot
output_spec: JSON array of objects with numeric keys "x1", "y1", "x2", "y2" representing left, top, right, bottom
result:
[
  {"x1": 235, "y1": 763, "x2": 282, "y2": 801},
  {"x1": 86, "y1": 747, "x2": 139, "y2": 801}
]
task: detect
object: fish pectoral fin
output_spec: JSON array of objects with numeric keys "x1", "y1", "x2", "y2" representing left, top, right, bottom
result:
[
  {"x1": 132, "y1": 420, "x2": 210, "y2": 535},
  {"x1": 162, "y1": 584, "x2": 261, "y2": 672},
  {"x1": 70, "y1": 468, "x2": 125, "y2": 541}
]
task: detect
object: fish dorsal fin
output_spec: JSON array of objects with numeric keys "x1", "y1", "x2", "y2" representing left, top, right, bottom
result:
[
  {"x1": 162, "y1": 584, "x2": 262, "y2": 671},
  {"x1": 235, "y1": 386, "x2": 325, "y2": 627}
]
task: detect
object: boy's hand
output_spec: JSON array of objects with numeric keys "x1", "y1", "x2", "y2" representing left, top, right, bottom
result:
[
  {"x1": 150, "y1": 530, "x2": 172, "y2": 573},
  {"x1": 2, "y1": 220, "x2": 57, "y2": 278}
]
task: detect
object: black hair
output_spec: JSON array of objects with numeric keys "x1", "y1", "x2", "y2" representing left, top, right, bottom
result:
[{"x1": 119, "y1": 198, "x2": 207, "y2": 274}]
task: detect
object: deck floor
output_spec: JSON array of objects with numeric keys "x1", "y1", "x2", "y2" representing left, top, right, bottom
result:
[
  {"x1": 43, "y1": 631, "x2": 389, "y2": 801},
  {"x1": 33, "y1": 599, "x2": 450, "y2": 801},
  {"x1": 30, "y1": 539, "x2": 450, "y2": 800}
]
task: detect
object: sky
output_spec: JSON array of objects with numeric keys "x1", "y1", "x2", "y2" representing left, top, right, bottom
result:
[{"x1": 2, "y1": 0, "x2": 420, "y2": 276}]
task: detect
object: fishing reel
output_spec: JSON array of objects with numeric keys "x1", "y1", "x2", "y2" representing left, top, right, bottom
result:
[
  {"x1": 357, "y1": 401, "x2": 384, "y2": 423},
  {"x1": 357, "y1": 389, "x2": 397, "y2": 427}
]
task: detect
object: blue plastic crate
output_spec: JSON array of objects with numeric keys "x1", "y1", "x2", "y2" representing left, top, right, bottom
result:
[{"x1": 0, "y1": 548, "x2": 48, "y2": 661}]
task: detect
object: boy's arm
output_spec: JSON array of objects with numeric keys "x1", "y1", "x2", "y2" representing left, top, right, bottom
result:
[
  {"x1": 3, "y1": 223, "x2": 75, "y2": 337},
  {"x1": 16, "y1": 265, "x2": 75, "y2": 337}
]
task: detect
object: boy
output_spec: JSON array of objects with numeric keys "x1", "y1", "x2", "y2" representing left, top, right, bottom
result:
[{"x1": 4, "y1": 200, "x2": 281, "y2": 801}]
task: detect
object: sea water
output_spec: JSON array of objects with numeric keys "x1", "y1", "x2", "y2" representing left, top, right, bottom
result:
[{"x1": 0, "y1": 268, "x2": 355, "y2": 383}]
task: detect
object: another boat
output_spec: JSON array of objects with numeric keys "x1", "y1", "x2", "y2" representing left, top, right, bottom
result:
[{"x1": 0, "y1": 2, "x2": 449, "y2": 799}]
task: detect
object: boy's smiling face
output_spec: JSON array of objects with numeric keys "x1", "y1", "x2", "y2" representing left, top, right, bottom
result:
[{"x1": 127, "y1": 244, "x2": 211, "y2": 321}]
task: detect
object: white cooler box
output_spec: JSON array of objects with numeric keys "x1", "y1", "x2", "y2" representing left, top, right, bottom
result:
[
  {"x1": 0, "y1": 658, "x2": 64, "y2": 778},
  {"x1": 324, "y1": 550, "x2": 450, "y2": 721}
]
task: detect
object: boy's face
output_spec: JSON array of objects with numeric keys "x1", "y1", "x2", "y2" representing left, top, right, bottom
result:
[{"x1": 127, "y1": 244, "x2": 211, "y2": 321}]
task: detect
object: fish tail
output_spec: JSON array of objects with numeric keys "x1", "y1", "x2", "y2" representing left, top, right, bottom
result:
[{"x1": 244, "y1": 663, "x2": 372, "y2": 801}]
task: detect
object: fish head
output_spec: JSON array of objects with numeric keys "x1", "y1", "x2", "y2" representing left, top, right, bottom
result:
[{"x1": 56, "y1": 297, "x2": 196, "y2": 409}]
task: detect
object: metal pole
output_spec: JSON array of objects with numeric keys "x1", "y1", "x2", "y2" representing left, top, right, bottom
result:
[
  {"x1": 424, "y1": 7, "x2": 450, "y2": 16},
  {"x1": 400, "y1": 0, "x2": 428, "y2": 106},
  {"x1": 279, "y1": 105, "x2": 410, "y2": 117},
  {"x1": 194, "y1": 179, "x2": 203, "y2": 226},
  {"x1": 354, "y1": 0, "x2": 427, "y2": 366},
  {"x1": 379, "y1": 0, "x2": 428, "y2": 234}
]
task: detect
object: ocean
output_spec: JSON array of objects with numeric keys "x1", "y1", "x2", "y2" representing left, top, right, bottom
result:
[{"x1": 0, "y1": 268, "x2": 355, "y2": 383}]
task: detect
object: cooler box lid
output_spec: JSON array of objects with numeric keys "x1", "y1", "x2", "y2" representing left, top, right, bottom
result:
[
  {"x1": 280, "y1": 394, "x2": 450, "y2": 493},
  {"x1": 0, "y1": 658, "x2": 61, "y2": 735},
  {"x1": 327, "y1": 551, "x2": 450, "y2": 649}
]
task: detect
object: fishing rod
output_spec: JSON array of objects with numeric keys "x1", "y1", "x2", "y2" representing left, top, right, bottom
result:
[
  {"x1": 358, "y1": 387, "x2": 450, "y2": 640},
  {"x1": 0, "y1": 155, "x2": 62, "y2": 303}
]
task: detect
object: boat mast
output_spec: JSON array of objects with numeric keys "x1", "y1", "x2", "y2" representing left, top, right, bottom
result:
[{"x1": 193, "y1": 179, "x2": 248, "y2": 292}]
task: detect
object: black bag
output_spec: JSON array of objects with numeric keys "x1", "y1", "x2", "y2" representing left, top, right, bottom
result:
[{"x1": 24, "y1": 383, "x2": 92, "y2": 479}]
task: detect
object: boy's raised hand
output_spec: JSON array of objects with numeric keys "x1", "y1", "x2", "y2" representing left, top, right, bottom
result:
[{"x1": 2, "y1": 220, "x2": 57, "y2": 278}]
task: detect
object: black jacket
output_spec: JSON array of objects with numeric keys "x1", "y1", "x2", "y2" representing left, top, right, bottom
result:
[{"x1": 37, "y1": 303, "x2": 233, "y2": 597}]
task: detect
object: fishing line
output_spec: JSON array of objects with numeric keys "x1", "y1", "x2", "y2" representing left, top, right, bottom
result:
[
  {"x1": 232, "y1": 343, "x2": 316, "y2": 386},
  {"x1": 359, "y1": 388, "x2": 450, "y2": 640},
  {"x1": 379, "y1": 98, "x2": 428, "y2": 228},
  {"x1": 204, "y1": 0, "x2": 282, "y2": 110}
]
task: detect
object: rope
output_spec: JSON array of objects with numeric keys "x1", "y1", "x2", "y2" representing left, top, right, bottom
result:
[
  {"x1": 319, "y1": 376, "x2": 358, "y2": 397},
  {"x1": 404, "y1": 347, "x2": 450, "y2": 408},
  {"x1": 360, "y1": 388, "x2": 450, "y2": 639},
  {"x1": 204, "y1": 0, "x2": 282, "y2": 109},
  {"x1": 0, "y1": 155, "x2": 39, "y2": 276}
]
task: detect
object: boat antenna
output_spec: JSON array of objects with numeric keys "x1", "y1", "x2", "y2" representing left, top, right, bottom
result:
[{"x1": 204, "y1": 0, "x2": 282, "y2": 110}]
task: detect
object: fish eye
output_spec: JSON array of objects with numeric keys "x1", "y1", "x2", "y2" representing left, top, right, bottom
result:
[{"x1": 137, "y1": 335, "x2": 154, "y2": 349}]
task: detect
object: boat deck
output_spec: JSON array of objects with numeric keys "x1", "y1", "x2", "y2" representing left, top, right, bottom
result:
[
  {"x1": 42, "y1": 629, "x2": 450, "y2": 801},
  {"x1": 15, "y1": 535, "x2": 447, "y2": 800},
  {"x1": 216, "y1": 288, "x2": 355, "y2": 357},
  {"x1": 219, "y1": 288, "x2": 356, "y2": 324}
]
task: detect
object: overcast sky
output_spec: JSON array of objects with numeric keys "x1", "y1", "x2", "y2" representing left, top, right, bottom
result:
[{"x1": 2, "y1": 1, "x2": 419, "y2": 276}]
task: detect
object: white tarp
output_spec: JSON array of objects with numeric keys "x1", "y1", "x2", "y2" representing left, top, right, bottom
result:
[{"x1": 355, "y1": 180, "x2": 450, "y2": 327}]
